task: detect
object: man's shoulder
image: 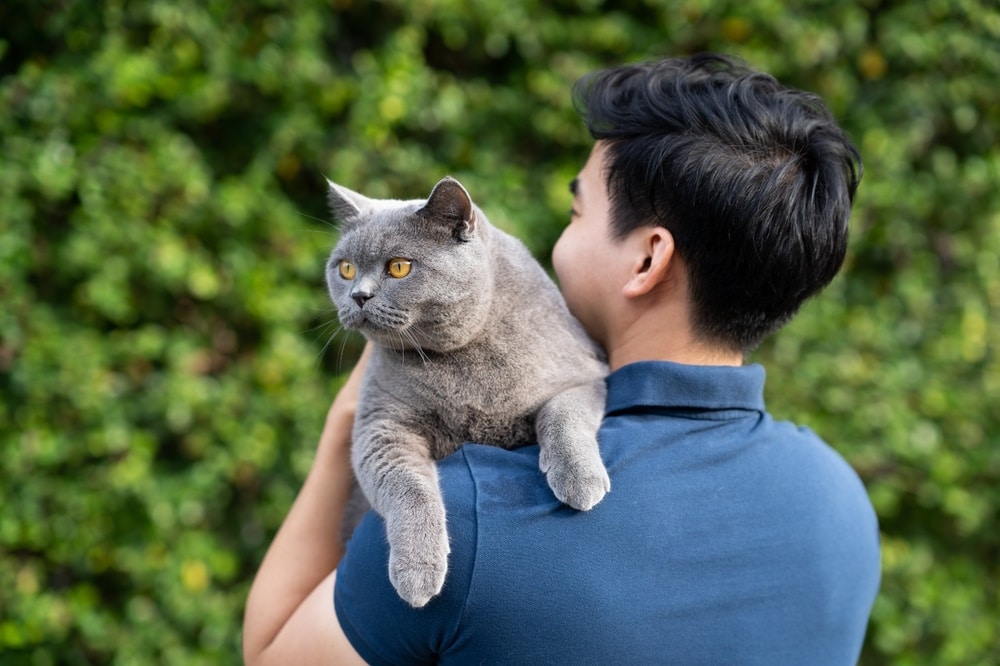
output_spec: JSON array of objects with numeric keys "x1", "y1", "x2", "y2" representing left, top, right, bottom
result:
[
  {"x1": 437, "y1": 443, "x2": 562, "y2": 511},
  {"x1": 771, "y1": 419, "x2": 872, "y2": 497},
  {"x1": 754, "y1": 418, "x2": 879, "y2": 562}
]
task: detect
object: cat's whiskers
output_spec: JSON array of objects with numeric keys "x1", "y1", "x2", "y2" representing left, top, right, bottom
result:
[
  {"x1": 305, "y1": 309, "x2": 344, "y2": 376},
  {"x1": 336, "y1": 330, "x2": 355, "y2": 372},
  {"x1": 306, "y1": 307, "x2": 366, "y2": 375},
  {"x1": 401, "y1": 328, "x2": 430, "y2": 365},
  {"x1": 296, "y1": 210, "x2": 338, "y2": 232},
  {"x1": 391, "y1": 331, "x2": 409, "y2": 366}
]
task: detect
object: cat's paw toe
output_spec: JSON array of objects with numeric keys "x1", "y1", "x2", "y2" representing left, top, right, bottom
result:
[
  {"x1": 389, "y1": 554, "x2": 448, "y2": 608},
  {"x1": 545, "y1": 458, "x2": 611, "y2": 511}
]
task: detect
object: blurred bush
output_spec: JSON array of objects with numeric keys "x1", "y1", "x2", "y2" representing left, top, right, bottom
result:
[{"x1": 1, "y1": 0, "x2": 997, "y2": 663}]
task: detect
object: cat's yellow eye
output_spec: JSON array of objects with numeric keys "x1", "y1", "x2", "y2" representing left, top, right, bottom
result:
[
  {"x1": 387, "y1": 258, "x2": 412, "y2": 279},
  {"x1": 338, "y1": 260, "x2": 356, "y2": 280}
]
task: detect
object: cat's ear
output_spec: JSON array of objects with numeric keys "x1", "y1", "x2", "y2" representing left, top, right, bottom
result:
[
  {"x1": 419, "y1": 176, "x2": 476, "y2": 241},
  {"x1": 326, "y1": 179, "x2": 370, "y2": 227}
]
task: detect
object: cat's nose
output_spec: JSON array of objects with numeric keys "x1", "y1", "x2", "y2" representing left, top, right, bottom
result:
[{"x1": 352, "y1": 291, "x2": 372, "y2": 308}]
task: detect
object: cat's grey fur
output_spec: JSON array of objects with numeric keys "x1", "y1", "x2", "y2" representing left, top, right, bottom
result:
[{"x1": 325, "y1": 176, "x2": 609, "y2": 608}]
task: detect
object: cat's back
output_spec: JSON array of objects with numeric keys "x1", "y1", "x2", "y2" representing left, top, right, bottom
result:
[{"x1": 480, "y1": 221, "x2": 604, "y2": 378}]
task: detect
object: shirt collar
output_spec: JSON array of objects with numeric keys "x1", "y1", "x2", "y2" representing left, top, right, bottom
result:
[{"x1": 605, "y1": 360, "x2": 766, "y2": 416}]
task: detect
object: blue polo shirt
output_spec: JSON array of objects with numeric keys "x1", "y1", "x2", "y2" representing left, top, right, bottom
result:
[{"x1": 334, "y1": 361, "x2": 881, "y2": 664}]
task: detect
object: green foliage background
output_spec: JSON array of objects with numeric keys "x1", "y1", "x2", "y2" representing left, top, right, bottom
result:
[{"x1": 1, "y1": 0, "x2": 997, "y2": 663}]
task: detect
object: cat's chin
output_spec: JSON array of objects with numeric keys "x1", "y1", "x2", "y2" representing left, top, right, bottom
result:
[
  {"x1": 351, "y1": 322, "x2": 420, "y2": 350},
  {"x1": 339, "y1": 309, "x2": 405, "y2": 336},
  {"x1": 352, "y1": 323, "x2": 449, "y2": 355},
  {"x1": 364, "y1": 332, "x2": 432, "y2": 356}
]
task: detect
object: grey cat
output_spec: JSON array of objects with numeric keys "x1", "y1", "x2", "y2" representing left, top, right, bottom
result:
[{"x1": 325, "y1": 176, "x2": 609, "y2": 608}]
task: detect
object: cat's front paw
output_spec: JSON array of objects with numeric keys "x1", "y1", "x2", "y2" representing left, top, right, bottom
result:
[
  {"x1": 540, "y1": 447, "x2": 611, "y2": 512},
  {"x1": 387, "y1": 517, "x2": 450, "y2": 608},
  {"x1": 389, "y1": 552, "x2": 447, "y2": 608}
]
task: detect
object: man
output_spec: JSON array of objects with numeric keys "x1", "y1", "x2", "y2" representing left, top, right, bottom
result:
[{"x1": 243, "y1": 53, "x2": 881, "y2": 664}]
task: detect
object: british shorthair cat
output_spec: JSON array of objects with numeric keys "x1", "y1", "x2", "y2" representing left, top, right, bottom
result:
[{"x1": 326, "y1": 176, "x2": 609, "y2": 607}]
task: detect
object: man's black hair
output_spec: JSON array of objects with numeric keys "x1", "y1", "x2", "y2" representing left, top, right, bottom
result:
[{"x1": 573, "y1": 53, "x2": 862, "y2": 352}]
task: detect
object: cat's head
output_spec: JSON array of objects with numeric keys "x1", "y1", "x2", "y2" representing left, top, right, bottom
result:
[{"x1": 325, "y1": 177, "x2": 496, "y2": 353}]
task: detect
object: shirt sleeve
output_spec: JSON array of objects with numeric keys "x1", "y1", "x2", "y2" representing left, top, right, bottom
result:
[{"x1": 334, "y1": 449, "x2": 479, "y2": 665}]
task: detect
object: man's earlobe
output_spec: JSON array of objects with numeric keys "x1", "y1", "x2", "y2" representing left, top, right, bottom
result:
[{"x1": 622, "y1": 228, "x2": 675, "y2": 298}]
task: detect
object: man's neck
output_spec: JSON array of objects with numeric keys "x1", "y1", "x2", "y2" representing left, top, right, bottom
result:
[{"x1": 606, "y1": 314, "x2": 743, "y2": 371}]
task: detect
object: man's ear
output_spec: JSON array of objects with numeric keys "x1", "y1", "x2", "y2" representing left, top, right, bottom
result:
[{"x1": 622, "y1": 227, "x2": 676, "y2": 298}]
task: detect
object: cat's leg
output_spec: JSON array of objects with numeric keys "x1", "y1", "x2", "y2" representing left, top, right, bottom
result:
[
  {"x1": 536, "y1": 378, "x2": 610, "y2": 511},
  {"x1": 352, "y1": 420, "x2": 450, "y2": 608}
]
